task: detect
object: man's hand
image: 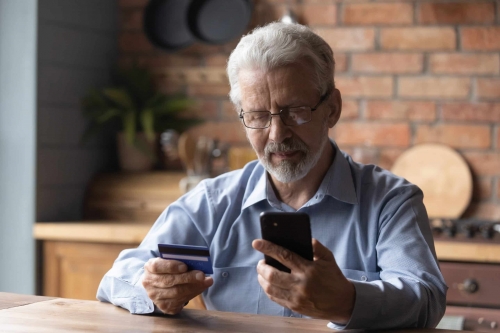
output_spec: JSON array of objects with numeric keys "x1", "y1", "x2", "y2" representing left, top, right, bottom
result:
[
  {"x1": 252, "y1": 238, "x2": 355, "y2": 324},
  {"x1": 142, "y1": 258, "x2": 213, "y2": 315}
]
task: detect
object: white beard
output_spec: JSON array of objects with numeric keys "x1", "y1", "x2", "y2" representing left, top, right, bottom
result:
[{"x1": 257, "y1": 125, "x2": 329, "y2": 183}]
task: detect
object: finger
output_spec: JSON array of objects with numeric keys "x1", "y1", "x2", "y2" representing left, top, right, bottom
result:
[
  {"x1": 257, "y1": 274, "x2": 292, "y2": 308},
  {"x1": 143, "y1": 270, "x2": 206, "y2": 289},
  {"x1": 144, "y1": 258, "x2": 187, "y2": 274},
  {"x1": 252, "y1": 239, "x2": 306, "y2": 271},
  {"x1": 256, "y1": 259, "x2": 300, "y2": 289},
  {"x1": 312, "y1": 239, "x2": 335, "y2": 262},
  {"x1": 149, "y1": 281, "x2": 209, "y2": 301},
  {"x1": 155, "y1": 299, "x2": 186, "y2": 315}
]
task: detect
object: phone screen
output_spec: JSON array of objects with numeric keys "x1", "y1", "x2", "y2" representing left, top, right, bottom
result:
[{"x1": 259, "y1": 212, "x2": 313, "y2": 273}]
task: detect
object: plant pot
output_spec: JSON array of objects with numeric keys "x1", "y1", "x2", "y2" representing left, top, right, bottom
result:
[{"x1": 117, "y1": 132, "x2": 158, "y2": 172}]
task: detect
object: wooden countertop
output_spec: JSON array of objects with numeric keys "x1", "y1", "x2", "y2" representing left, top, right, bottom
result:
[
  {"x1": 0, "y1": 292, "x2": 458, "y2": 333},
  {"x1": 34, "y1": 222, "x2": 500, "y2": 263}
]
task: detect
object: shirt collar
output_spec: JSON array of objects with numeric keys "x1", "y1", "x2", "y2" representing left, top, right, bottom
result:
[
  {"x1": 241, "y1": 140, "x2": 358, "y2": 209},
  {"x1": 320, "y1": 140, "x2": 358, "y2": 205}
]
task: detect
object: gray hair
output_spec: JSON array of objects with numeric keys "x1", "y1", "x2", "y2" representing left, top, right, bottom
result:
[{"x1": 226, "y1": 22, "x2": 335, "y2": 110}]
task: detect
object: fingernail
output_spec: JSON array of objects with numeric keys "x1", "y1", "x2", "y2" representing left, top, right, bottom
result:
[
  {"x1": 196, "y1": 272, "x2": 204, "y2": 281},
  {"x1": 178, "y1": 264, "x2": 187, "y2": 272}
]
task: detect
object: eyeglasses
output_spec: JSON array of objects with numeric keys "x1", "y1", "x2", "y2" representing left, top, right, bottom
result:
[{"x1": 239, "y1": 94, "x2": 329, "y2": 129}]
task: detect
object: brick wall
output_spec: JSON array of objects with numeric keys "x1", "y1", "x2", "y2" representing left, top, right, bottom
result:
[{"x1": 118, "y1": 0, "x2": 500, "y2": 220}]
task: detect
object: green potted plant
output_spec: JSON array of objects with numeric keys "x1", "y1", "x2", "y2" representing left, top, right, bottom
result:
[{"x1": 82, "y1": 65, "x2": 198, "y2": 171}]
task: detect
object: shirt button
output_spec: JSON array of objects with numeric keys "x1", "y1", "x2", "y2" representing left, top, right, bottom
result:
[
  {"x1": 361, "y1": 276, "x2": 367, "y2": 282},
  {"x1": 221, "y1": 271, "x2": 229, "y2": 278}
]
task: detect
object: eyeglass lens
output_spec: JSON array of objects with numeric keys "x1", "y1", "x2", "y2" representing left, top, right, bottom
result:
[{"x1": 243, "y1": 108, "x2": 311, "y2": 129}]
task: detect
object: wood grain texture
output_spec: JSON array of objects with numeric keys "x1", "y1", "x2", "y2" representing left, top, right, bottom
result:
[
  {"x1": 0, "y1": 297, "x2": 334, "y2": 332},
  {"x1": 391, "y1": 143, "x2": 473, "y2": 219},
  {"x1": 0, "y1": 292, "x2": 54, "y2": 311},
  {"x1": 42, "y1": 241, "x2": 132, "y2": 300},
  {"x1": 0, "y1": 295, "x2": 460, "y2": 333},
  {"x1": 34, "y1": 222, "x2": 151, "y2": 244},
  {"x1": 434, "y1": 241, "x2": 500, "y2": 263},
  {"x1": 84, "y1": 172, "x2": 185, "y2": 222}
]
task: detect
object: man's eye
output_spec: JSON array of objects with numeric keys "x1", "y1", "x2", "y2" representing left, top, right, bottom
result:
[{"x1": 248, "y1": 113, "x2": 268, "y2": 120}]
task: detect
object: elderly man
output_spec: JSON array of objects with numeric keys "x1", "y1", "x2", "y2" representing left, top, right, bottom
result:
[{"x1": 97, "y1": 22, "x2": 447, "y2": 329}]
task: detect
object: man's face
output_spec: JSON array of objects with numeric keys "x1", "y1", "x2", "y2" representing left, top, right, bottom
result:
[{"x1": 238, "y1": 62, "x2": 340, "y2": 183}]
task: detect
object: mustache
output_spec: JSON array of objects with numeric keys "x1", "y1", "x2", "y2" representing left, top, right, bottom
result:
[{"x1": 264, "y1": 138, "x2": 308, "y2": 155}]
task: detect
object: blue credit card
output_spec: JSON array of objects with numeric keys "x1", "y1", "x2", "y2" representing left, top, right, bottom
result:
[{"x1": 158, "y1": 244, "x2": 213, "y2": 275}]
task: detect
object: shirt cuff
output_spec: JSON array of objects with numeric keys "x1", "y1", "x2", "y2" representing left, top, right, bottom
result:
[{"x1": 328, "y1": 279, "x2": 381, "y2": 330}]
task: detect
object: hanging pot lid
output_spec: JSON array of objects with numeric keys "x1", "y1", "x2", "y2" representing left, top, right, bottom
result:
[
  {"x1": 188, "y1": 0, "x2": 253, "y2": 44},
  {"x1": 143, "y1": 0, "x2": 195, "y2": 51}
]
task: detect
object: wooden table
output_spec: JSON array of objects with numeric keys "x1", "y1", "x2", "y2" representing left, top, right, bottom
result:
[{"x1": 0, "y1": 292, "x2": 457, "y2": 333}]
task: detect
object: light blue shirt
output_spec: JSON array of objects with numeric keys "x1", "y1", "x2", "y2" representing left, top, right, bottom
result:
[{"x1": 97, "y1": 142, "x2": 447, "y2": 330}]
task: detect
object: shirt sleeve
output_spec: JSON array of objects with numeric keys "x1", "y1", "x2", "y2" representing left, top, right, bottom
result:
[
  {"x1": 96, "y1": 184, "x2": 212, "y2": 314},
  {"x1": 330, "y1": 186, "x2": 448, "y2": 330}
]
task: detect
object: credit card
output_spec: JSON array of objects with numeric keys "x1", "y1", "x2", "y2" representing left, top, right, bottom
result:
[{"x1": 158, "y1": 243, "x2": 213, "y2": 275}]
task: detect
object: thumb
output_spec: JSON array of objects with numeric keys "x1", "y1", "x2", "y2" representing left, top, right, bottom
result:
[{"x1": 312, "y1": 238, "x2": 335, "y2": 262}]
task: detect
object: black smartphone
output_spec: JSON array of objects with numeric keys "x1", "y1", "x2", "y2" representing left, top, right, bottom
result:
[{"x1": 259, "y1": 212, "x2": 313, "y2": 273}]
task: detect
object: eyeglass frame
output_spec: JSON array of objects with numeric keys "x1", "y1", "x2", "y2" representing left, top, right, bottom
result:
[{"x1": 239, "y1": 93, "x2": 330, "y2": 129}]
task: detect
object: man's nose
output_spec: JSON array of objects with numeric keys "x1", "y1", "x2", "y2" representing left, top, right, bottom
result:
[{"x1": 268, "y1": 114, "x2": 292, "y2": 143}]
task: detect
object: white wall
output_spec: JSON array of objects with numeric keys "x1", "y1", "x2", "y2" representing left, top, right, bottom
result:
[{"x1": 0, "y1": 0, "x2": 38, "y2": 294}]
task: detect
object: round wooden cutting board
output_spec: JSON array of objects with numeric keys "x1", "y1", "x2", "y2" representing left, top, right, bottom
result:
[{"x1": 390, "y1": 143, "x2": 473, "y2": 219}]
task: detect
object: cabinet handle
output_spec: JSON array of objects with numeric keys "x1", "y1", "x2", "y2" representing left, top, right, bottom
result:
[{"x1": 457, "y1": 278, "x2": 479, "y2": 294}]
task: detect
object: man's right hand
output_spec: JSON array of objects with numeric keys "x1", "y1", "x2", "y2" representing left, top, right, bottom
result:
[{"x1": 142, "y1": 258, "x2": 213, "y2": 315}]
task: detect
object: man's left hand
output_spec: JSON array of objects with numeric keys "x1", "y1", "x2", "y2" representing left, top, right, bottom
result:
[{"x1": 252, "y1": 238, "x2": 355, "y2": 324}]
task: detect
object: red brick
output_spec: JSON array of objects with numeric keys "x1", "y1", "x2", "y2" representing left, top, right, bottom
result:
[
  {"x1": 119, "y1": 32, "x2": 153, "y2": 53},
  {"x1": 497, "y1": 128, "x2": 500, "y2": 150},
  {"x1": 462, "y1": 27, "x2": 500, "y2": 51},
  {"x1": 148, "y1": 54, "x2": 201, "y2": 68},
  {"x1": 344, "y1": 147, "x2": 379, "y2": 165},
  {"x1": 464, "y1": 152, "x2": 500, "y2": 176},
  {"x1": 352, "y1": 53, "x2": 423, "y2": 74},
  {"x1": 463, "y1": 203, "x2": 500, "y2": 220},
  {"x1": 188, "y1": 121, "x2": 247, "y2": 145},
  {"x1": 415, "y1": 124, "x2": 491, "y2": 149},
  {"x1": 314, "y1": 28, "x2": 375, "y2": 51},
  {"x1": 343, "y1": 3, "x2": 413, "y2": 25},
  {"x1": 442, "y1": 103, "x2": 500, "y2": 122},
  {"x1": 380, "y1": 27, "x2": 456, "y2": 51},
  {"x1": 340, "y1": 100, "x2": 359, "y2": 120},
  {"x1": 472, "y1": 177, "x2": 493, "y2": 202},
  {"x1": 418, "y1": 2, "x2": 495, "y2": 24},
  {"x1": 205, "y1": 55, "x2": 229, "y2": 67},
  {"x1": 222, "y1": 101, "x2": 238, "y2": 119},
  {"x1": 379, "y1": 148, "x2": 404, "y2": 170},
  {"x1": 156, "y1": 81, "x2": 184, "y2": 95},
  {"x1": 477, "y1": 79, "x2": 500, "y2": 99},
  {"x1": 120, "y1": 9, "x2": 143, "y2": 31},
  {"x1": 336, "y1": 76, "x2": 393, "y2": 98},
  {"x1": 300, "y1": 4, "x2": 337, "y2": 25},
  {"x1": 188, "y1": 84, "x2": 230, "y2": 98},
  {"x1": 399, "y1": 77, "x2": 470, "y2": 99},
  {"x1": 365, "y1": 101, "x2": 436, "y2": 121},
  {"x1": 335, "y1": 54, "x2": 348, "y2": 73},
  {"x1": 331, "y1": 122, "x2": 410, "y2": 147},
  {"x1": 119, "y1": 0, "x2": 148, "y2": 8},
  {"x1": 430, "y1": 53, "x2": 500, "y2": 75},
  {"x1": 182, "y1": 99, "x2": 218, "y2": 120}
]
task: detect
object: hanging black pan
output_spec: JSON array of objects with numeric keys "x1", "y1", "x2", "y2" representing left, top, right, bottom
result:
[
  {"x1": 143, "y1": 0, "x2": 195, "y2": 51},
  {"x1": 188, "y1": 0, "x2": 253, "y2": 44}
]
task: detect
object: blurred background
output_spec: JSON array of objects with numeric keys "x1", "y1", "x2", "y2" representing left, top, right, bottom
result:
[{"x1": 1, "y1": 0, "x2": 499, "y2": 329}]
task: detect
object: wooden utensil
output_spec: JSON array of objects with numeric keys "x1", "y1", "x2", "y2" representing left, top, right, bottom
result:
[
  {"x1": 390, "y1": 143, "x2": 473, "y2": 219},
  {"x1": 178, "y1": 132, "x2": 197, "y2": 175}
]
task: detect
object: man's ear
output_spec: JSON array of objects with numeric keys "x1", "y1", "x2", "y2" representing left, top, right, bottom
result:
[{"x1": 327, "y1": 89, "x2": 342, "y2": 128}]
